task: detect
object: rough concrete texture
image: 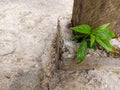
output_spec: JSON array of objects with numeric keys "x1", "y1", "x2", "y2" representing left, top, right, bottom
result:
[
  {"x1": 0, "y1": 0, "x2": 73, "y2": 90},
  {"x1": 110, "y1": 38, "x2": 120, "y2": 50},
  {"x1": 57, "y1": 16, "x2": 77, "y2": 68},
  {"x1": 51, "y1": 66, "x2": 120, "y2": 90},
  {"x1": 0, "y1": 0, "x2": 120, "y2": 90},
  {"x1": 54, "y1": 16, "x2": 120, "y2": 90}
]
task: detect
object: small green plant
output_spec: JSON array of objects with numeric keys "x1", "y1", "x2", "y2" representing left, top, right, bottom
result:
[{"x1": 70, "y1": 23, "x2": 116, "y2": 63}]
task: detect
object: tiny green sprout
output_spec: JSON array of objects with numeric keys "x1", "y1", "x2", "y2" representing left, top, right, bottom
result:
[{"x1": 70, "y1": 23, "x2": 116, "y2": 63}]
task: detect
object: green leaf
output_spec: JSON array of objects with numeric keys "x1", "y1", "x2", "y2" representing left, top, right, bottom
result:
[
  {"x1": 70, "y1": 25, "x2": 91, "y2": 34},
  {"x1": 92, "y1": 23, "x2": 110, "y2": 34},
  {"x1": 96, "y1": 37, "x2": 113, "y2": 52},
  {"x1": 94, "y1": 29, "x2": 115, "y2": 40},
  {"x1": 90, "y1": 34, "x2": 95, "y2": 47},
  {"x1": 107, "y1": 29, "x2": 115, "y2": 38},
  {"x1": 77, "y1": 40, "x2": 87, "y2": 63}
]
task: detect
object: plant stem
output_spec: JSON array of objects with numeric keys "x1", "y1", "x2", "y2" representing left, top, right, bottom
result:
[{"x1": 83, "y1": 35, "x2": 89, "y2": 40}]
